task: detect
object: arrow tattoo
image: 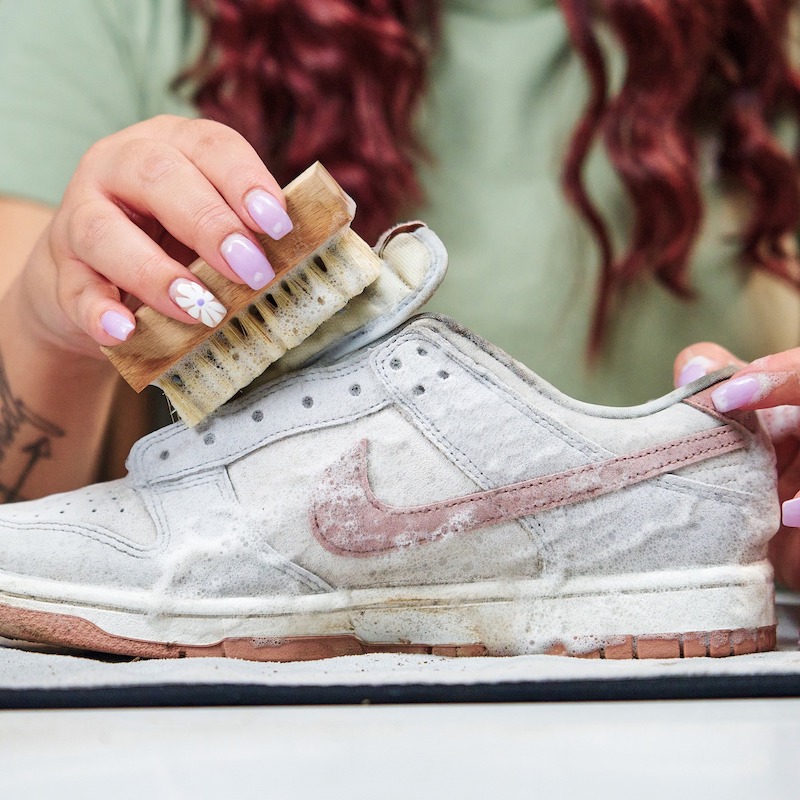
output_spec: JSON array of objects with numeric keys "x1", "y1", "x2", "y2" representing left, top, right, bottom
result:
[{"x1": 0, "y1": 354, "x2": 64, "y2": 503}]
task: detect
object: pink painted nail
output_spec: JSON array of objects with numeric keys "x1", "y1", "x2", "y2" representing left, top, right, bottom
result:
[
  {"x1": 245, "y1": 190, "x2": 293, "y2": 240},
  {"x1": 220, "y1": 234, "x2": 275, "y2": 290},
  {"x1": 100, "y1": 309, "x2": 135, "y2": 342},
  {"x1": 710, "y1": 375, "x2": 761, "y2": 412},
  {"x1": 782, "y1": 498, "x2": 800, "y2": 528},
  {"x1": 677, "y1": 356, "x2": 715, "y2": 388}
]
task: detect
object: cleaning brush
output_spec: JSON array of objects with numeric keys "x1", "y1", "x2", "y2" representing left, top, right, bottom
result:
[{"x1": 102, "y1": 163, "x2": 382, "y2": 426}]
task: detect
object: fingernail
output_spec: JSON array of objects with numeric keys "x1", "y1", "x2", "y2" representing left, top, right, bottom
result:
[
  {"x1": 100, "y1": 309, "x2": 135, "y2": 342},
  {"x1": 710, "y1": 375, "x2": 762, "y2": 412},
  {"x1": 220, "y1": 233, "x2": 275, "y2": 290},
  {"x1": 677, "y1": 356, "x2": 715, "y2": 387},
  {"x1": 245, "y1": 190, "x2": 293, "y2": 240},
  {"x1": 782, "y1": 498, "x2": 800, "y2": 528},
  {"x1": 169, "y1": 279, "x2": 227, "y2": 328}
]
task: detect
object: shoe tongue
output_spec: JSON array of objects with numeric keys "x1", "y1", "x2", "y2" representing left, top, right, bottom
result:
[{"x1": 260, "y1": 222, "x2": 448, "y2": 379}]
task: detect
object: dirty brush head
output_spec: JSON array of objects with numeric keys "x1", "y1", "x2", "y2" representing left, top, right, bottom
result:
[
  {"x1": 157, "y1": 229, "x2": 378, "y2": 425},
  {"x1": 102, "y1": 163, "x2": 382, "y2": 426}
]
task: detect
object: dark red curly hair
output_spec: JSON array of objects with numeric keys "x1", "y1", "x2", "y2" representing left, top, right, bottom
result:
[
  {"x1": 181, "y1": 0, "x2": 800, "y2": 348},
  {"x1": 181, "y1": 0, "x2": 436, "y2": 244}
]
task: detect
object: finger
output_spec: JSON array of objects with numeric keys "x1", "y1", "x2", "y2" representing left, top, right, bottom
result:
[
  {"x1": 54, "y1": 257, "x2": 136, "y2": 347},
  {"x1": 170, "y1": 118, "x2": 293, "y2": 240},
  {"x1": 673, "y1": 342, "x2": 746, "y2": 387},
  {"x1": 99, "y1": 138, "x2": 276, "y2": 290},
  {"x1": 756, "y1": 406, "x2": 800, "y2": 445},
  {"x1": 66, "y1": 197, "x2": 227, "y2": 326},
  {"x1": 768, "y1": 529, "x2": 800, "y2": 591},
  {"x1": 772, "y1": 477, "x2": 800, "y2": 590},
  {"x1": 709, "y1": 348, "x2": 800, "y2": 413}
]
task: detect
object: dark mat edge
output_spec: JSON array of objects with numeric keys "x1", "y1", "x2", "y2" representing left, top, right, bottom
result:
[{"x1": 2, "y1": 673, "x2": 800, "y2": 709}]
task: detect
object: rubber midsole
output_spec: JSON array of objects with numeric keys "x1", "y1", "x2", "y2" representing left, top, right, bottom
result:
[{"x1": 0, "y1": 562, "x2": 775, "y2": 654}]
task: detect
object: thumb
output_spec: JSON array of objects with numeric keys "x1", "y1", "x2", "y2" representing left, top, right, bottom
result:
[{"x1": 673, "y1": 342, "x2": 746, "y2": 388}]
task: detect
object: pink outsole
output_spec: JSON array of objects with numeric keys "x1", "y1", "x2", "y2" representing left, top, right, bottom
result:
[
  {"x1": 0, "y1": 602, "x2": 777, "y2": 661},
  {"x1": 546, "y1": 626, "x2": 776, "y2": 659}
]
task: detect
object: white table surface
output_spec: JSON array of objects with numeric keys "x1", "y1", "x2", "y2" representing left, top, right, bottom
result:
[{"x1": 1, "y1": 699, "x2": 799, "y2": 799}]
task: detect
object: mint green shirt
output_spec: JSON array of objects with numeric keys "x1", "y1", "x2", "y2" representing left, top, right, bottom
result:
[{"x1": 1, "y1": 0, "x2": 797, "y2": 405}]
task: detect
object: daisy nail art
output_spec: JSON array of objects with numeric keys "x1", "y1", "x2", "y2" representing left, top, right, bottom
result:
[{"x1": 170, "y1": 279, "x2": 227, "y2": 328}]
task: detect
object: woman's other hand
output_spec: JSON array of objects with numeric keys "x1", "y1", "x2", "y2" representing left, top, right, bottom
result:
[{"x1": 674, "y1": 343, "x2": 800, "y2": 589}]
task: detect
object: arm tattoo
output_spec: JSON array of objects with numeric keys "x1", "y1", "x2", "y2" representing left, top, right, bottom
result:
[{"x1": 0, "y1": 353, "x2": 64, "y2": 502}]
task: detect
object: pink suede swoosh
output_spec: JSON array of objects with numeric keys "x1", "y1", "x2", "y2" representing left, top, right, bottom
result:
[{"x1": 310, "y1": 425, "x2": 747, "y2": 556}]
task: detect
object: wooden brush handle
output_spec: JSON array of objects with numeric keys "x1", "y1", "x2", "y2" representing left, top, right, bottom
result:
[{"x1": 101, "y1": 162, "x2": 356, "y2": 392}]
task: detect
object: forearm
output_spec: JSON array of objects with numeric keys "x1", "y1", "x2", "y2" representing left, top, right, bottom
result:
[{"x1": 0, "y1": 282, "x2": 118, "y2": 502}]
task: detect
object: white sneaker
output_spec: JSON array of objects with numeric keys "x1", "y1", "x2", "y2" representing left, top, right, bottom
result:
[{"x1": 0, "y1": 226, "x2": 779, "y2": 660}]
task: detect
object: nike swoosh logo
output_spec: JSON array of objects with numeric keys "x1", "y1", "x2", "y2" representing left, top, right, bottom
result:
[{"x1": 310, "y1": 425, "x2": 747, "y2": 556}]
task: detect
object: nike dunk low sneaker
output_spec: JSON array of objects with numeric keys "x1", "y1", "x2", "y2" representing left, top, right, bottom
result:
[{"x1": 0, "y1": 225, "x2": 780, "y2": 660}]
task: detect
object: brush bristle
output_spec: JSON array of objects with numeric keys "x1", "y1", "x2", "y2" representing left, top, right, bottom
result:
[{"x1": 157, "y1": 229, "x2": 381, "y2": 425}]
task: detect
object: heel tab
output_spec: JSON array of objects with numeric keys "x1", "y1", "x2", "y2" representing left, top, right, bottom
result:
[{"x1": 682, "y1": 367, "x2": 760, "y2": 433}]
